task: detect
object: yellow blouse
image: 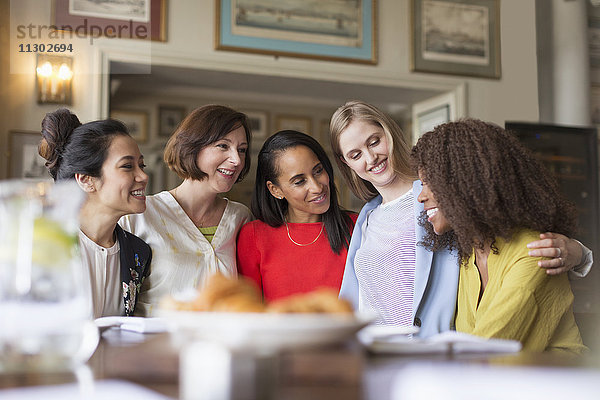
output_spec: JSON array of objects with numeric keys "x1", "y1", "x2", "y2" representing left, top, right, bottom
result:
[{"x1": 455, "y1": 229, "x2": 586, "y2": 354}]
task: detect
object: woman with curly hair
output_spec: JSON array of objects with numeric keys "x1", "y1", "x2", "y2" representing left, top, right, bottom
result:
[
  {"x1": 329, "y1": 100, "x2": 592, "y2": 337},
  {"x1": 413, "y1": 119, "x2": 585, "y2": 353}
]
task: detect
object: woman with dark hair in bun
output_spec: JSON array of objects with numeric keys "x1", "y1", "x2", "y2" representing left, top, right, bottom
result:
[{"x1": 39, "y1": 108, "x2": 151, "y2": 318}]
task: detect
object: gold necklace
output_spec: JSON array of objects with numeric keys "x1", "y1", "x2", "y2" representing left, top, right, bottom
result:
[{"x1": 285, "y1": 220, "x2": 324, "y2": 247}]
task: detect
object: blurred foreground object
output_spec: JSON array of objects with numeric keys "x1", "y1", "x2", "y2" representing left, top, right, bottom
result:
[
  {"x1": 160, "y1": 272, "x2": 352, "y2": 314},
  {"x1": 0, "y1": 180, "x2": 97, "y2": 372}
]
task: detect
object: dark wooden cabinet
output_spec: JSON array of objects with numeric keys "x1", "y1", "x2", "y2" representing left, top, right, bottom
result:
[{"x1": 505, "y1": 122, "x2": 599, "y2": 314}]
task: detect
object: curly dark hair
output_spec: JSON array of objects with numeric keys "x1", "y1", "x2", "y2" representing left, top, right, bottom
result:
[{"x1": 411, "y1": 119, "x2": 578, "y2": 263}]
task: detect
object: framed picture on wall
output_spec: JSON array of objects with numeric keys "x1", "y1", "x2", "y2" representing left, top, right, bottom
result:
[
  {"x1": 411, "y1": 91, "x2": 458, "y2": 144},
  {"x1": 7, "y1": 130, "x2": 50, "y2": 179},
  {"x1": 53, "y1": 0, "x2": 167, "y2": 41},
  {"x1": 158, "y1": 106, "x2": 186, "y2": 138},
  {"x1": 275, "y1": 115, "x2": 312, "y2": 135},
  {"x1": 215, "y1": 0, "x2": 377, "y2": 64},
  {"x1": 242, "y1": 110, "x2": 269, "y2": 140},
  {"x1": 411, "y1": 0, "x2": 501, "y2": 79},
  {"x1": 111, "y1": 110, "x2": 149, "y2": 143}
]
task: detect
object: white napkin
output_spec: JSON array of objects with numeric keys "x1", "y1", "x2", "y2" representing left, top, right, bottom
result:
[
  {"x1": 364, "y1": 330, "x2": 522, "y2": 355},
  {"x1": 94, "y1": 317, "x2": 169, "y2": 333}
]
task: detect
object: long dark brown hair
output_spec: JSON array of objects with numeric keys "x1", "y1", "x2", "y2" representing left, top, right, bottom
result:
[
  {"x1": 411, "y1": 119, "x2": 577, "y2": 263},
  {"x1": 253, "y1": 130, "x2": 353, "y2": 254}
]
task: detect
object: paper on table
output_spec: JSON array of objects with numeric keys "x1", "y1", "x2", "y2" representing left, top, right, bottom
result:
[
  {"x1": 94, "y1": 317, "x2": 169, "y2": 333},
  {"x1": 364, "y1": 330, "x2": 522, "y2": 355},
  {"x1": 0, "y1": 379, "x2": 172, "y2": 400}
]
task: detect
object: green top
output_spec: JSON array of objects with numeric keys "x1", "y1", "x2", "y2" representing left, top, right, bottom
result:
[
  {"x1": 455, "y1": 229, "x2": 586, "y2": 354},
  {"x1": 198, "y1": 226, "x2": 218, "y2": 244}
]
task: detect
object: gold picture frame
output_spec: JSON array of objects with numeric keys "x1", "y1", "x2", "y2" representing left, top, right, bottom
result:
[
  {"x1": 110, "y1": 109, "x2": 149, "y2": 143},
  {"x1": 275, "y1": 115, "x2": 312, "y2": 135},
  {"x1": 53, "y1": 0, "x2": 167, "y2": 41},
  {"x1": 7, "y1": 130, "x2": 50, "y2": 179}
]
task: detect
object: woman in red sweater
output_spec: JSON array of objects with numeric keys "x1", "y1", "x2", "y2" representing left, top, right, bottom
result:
[{"x1": 237, "y1": 130, "x2": 357, "y2": 301}]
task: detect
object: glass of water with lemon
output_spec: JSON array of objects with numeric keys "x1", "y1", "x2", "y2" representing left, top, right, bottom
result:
[{"x1": 0, "y1": 180, "x2": 98, "y2": 372}]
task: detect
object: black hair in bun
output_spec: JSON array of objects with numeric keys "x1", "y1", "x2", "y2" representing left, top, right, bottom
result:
[
  {"x1": 39, "y1": 108, "x2": 130, "y2": 181},
  {"x1": 39, "y1": 108, "x2": 82, "y2": 179}
]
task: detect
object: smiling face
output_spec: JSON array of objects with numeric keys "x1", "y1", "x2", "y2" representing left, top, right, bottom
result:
[
  {"x1": 338, "y1": 119, "x2": 398, "y2": 192},
  {"x1": 416, "y1": 170, "x2": 452, "y2": 235},
  {"x1": 195, "y1": 126, "x2": 248, "y2": 193},
  {"x1": 89, "y1": 135, "x2": 148, "y2": 218},
  {"x1": 267, "y1": 145, "x2": 331, "y2": 223}
]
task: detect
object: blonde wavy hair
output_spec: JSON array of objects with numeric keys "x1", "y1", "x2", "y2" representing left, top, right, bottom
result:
[{"x1": 329, "y1": 100, "x2": 415, "y2": 201}]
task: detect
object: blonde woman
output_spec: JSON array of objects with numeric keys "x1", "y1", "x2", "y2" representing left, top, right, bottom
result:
[{"x1": 329, "y1": 101, "x2": 592, "y2": 336}]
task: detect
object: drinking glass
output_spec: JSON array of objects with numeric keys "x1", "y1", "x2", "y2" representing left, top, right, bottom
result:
[{"x1": 0, "y1": 180, "x2": 98, "y2": 372}]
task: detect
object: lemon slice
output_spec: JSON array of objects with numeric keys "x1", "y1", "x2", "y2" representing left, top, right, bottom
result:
[{"x1": 32, "y1": 217, "x2": 78, "y2": 269}]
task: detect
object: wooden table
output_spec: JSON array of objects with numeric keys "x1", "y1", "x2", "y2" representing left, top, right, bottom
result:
[{"x1": 2, "y1": 329, "x2": 599, "y2": 399}]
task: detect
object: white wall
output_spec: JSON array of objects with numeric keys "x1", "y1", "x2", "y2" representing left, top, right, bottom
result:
[{"x1": 1, "y1": 0, "x2": 540, "y2": 178}]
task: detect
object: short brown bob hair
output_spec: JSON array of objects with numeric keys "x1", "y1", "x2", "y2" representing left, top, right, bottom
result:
[{"x1": 164, "y1": 104, "x2": 251, "y2": 182}]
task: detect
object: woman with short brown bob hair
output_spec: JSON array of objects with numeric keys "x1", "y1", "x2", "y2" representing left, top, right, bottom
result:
[
  {"x1": 165, "y1": 105, "x2": 251, "y2": 182},
  {"x1": 121, "y1": 104, "x2": 253, "y2": 316}
]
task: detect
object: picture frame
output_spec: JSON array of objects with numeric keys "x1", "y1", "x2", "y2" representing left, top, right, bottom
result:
[
  {"x1": 158, "y1": 106, "x2": 186, "y2": 138},
  {"x1": 53, "y1": 0, "x2": 167, "y2": 41},
  {"x1": 275, "y1": 115, "x2": 312, "y2": 135},
  {"x1": 242, "y1": 110, "x2": 269, "y2": 140},
  {"x1": 215, "y1": 0, "x2": 377, "y2": 64},
  {"x1": 411, "y1": 91, "x2": 457, "y2": 145},
  {"x1": 110, "y1": 110, "x2": 149, "y2": 143},
  {"x1": 411, "y1": 0, "x2": 501, "y2": 79},
  {"x1": 7, "y1": 130, "x2": 50, "y2": 180}
]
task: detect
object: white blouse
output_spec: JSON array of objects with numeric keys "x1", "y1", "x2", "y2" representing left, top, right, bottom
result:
[
  {"x1": 78, "y1": 231, "x2": 124, "y2": 319},
  {"x1": 120, "y1": 191, "x2": 252, "y2": 316}
]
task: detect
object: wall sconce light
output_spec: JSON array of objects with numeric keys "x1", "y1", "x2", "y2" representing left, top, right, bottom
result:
[{"x1": 36, "y1": 54, "x2": 73, "y2": 105}]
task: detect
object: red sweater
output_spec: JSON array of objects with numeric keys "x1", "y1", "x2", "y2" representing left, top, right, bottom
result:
[{"x1": 236, "y1": 214, "x2": 357, "y2": 301}]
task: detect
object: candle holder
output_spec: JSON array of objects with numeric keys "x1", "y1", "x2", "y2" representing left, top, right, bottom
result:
[{"x1": 36, "y1": 54, "x2": 73, "y2": 105}]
